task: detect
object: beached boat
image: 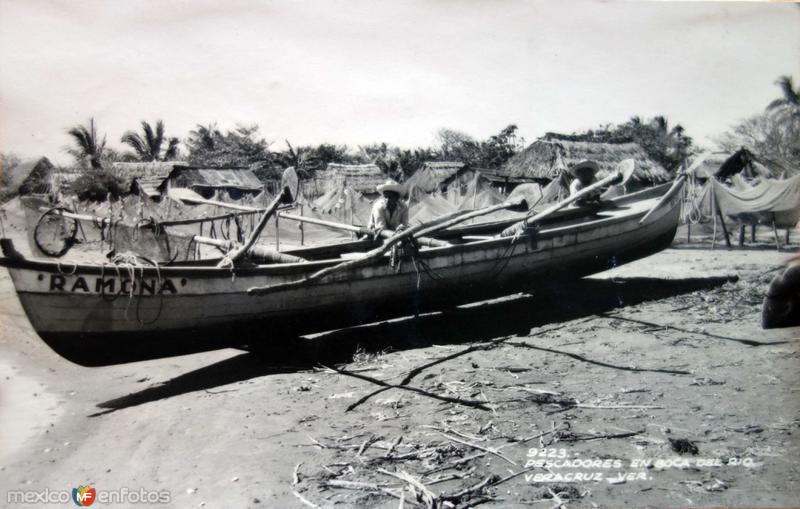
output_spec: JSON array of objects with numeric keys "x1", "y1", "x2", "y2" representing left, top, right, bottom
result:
[{"x1": 0, "y1": 181, "x2": 683, "y2": 366}]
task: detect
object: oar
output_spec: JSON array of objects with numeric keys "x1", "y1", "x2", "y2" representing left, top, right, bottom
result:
[
  {"x1": 247, "y1": 195, "x2": 534, "y2": 296},
  {"x1": 496, "y1": 159, "x2": 636, "y2": 238},
  {"x1": 638, "y1": 172, "x2": 687, "y2": 225},
  {"x1": 220, "y1": 167, "x2": 299, "y2": 266},
  {"x1": 247, "y1": 208, "x2": 488, "y2": 296},
  {"x1": 276, "y1": 212, "x2": 452, "y2": 248}
]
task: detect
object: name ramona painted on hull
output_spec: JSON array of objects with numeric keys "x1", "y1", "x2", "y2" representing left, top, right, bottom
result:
[{"x1": 44, "y1": 274, "x2": 179, "y2": 295}]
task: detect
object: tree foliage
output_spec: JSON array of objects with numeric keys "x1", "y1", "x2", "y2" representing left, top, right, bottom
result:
[
  {"x1": 71, "y1": 171, "x2": 124, "y2": 202},
  {"x1": 185, "y1": 123, "x2": 271, "y2": 167},
  {"x1": 0, "y1": 152, "x2": 22, "y2": 201},
  {"x1": 121, "y1": 120, "x2": 180, "y2": 162},
  {"x1": 546, "y1": 116, "x2": 693, "y2": 173},
  {"x1": 718, "y1": 75, "x2": 800, "y2": 166},
  {"x1": 65, "y1": 118, "x2": 107, "y2": 170},
  {"x1": 437, "y1": 125, "x2": 524, "y2": 169}
]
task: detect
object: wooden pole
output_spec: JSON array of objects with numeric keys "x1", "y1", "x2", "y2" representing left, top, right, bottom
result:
[
  {"x1": 751, "y1": 224, "x2": 756, "y2": 243},
  {"x1": 711, "y1": 184, "x2": 732, "y2": 248},
  {"x1": 772, "y1": 213, "x2": 781, "y2": 251},
  {"x1": 738, "y1": 224, "x2": 745, "y2": 246},
  {"x1": 785, "y1": 228, "x2": 791, "y2": 246},
  {"x1": 275, "y1": 211, "x2": 281, "y2": 251},
  {"x1": 299, "y1": 204, "x2": 305, "y2": 246},
  {"x1": 711, "y1": 188, "x2": 717, "y2": 250}
]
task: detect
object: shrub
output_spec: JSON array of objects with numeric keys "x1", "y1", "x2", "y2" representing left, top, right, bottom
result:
[{"x1": 71, "y1": 171, "x2": 125, "y2": 202}]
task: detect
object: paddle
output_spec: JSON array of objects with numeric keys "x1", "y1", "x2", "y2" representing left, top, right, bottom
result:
[
  {"x1": 247, "y1": 208, "x2": 486, "y2": 296},
  {"x1": 276, "y1": 212, "x2": 452, "y2": 248},
  {"x1": 496, "y1": 159, "x2": 636, "y2": 238},
  {"x1": 220, "y1": 167, "x2": 299, "y2": 266},
  {"x1": 246, "y1": 193, "x2": 537, "y2": 296}
]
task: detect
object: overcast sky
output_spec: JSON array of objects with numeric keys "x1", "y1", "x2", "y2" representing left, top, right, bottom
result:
[{"x1": 1, "y1": 0, "x2": 798, "y2": 164}]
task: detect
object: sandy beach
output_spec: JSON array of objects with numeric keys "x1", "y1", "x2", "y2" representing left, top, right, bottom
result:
[{"x1": 1, "y1": 240, "x2": 798, "y2": 508}]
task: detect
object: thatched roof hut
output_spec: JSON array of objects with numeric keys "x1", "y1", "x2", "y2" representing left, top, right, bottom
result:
[
  {"x1": 405, "y1": 161, "x2": 470, "y2": 193},
  {"x1": 498, "y1": 139, "x2": 671, "y2": 185},
  {"x1": 17, "y1": 157, "x2": 55, "y2": 195},
  {"x1": 112, "y1": 162, "x2": 263, "y2": 200},
  {"x1": 321, "y1": 163, "x2": 386, "y2": 194},
  {"x1": 111, "y1": 162, "x2": 186, "y2": 198},
  {"x1": 159, "y1": 167, "x2": 263, "y2": 200}
]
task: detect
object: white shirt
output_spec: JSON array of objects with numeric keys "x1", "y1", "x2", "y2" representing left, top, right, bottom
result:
[{"x1": 368, "y1": 197, "x2": 409, "y2": 232}]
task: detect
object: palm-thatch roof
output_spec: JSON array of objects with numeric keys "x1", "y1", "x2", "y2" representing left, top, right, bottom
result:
[
  {"x1": 321, "y1": 163, "x2": 386, "y2": 194},
  {"x1": 405, "y1": 161, "x2": 467, "y2": 193},
  {"x1": 498, "y1": 139, "x2": 671, "y2": 184},
  {"x1": 17, "y1": 157, "x2": 55, "y2": 195},
  {"x1": 111, "y1": 161, "x2": 187, "y2": 198},
  {"x1": 161, "y1": 167, "x2": 263, "y2": 195}
]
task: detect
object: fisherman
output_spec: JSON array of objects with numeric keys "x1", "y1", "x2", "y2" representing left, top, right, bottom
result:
[
  {"x1": 568, "y1": 160, "x2": 603, "y2": 205},
  {"x1": 368, "y1": 179, "x2": 409, "y2": 236}
]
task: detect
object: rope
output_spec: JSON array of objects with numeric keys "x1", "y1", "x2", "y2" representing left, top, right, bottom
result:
[
  {"x1": 34, "y1": 207, "x2": 79, "y2": 257},
  {"x1": 109, "y1": 252, "x2": 165, "y2": 326}
]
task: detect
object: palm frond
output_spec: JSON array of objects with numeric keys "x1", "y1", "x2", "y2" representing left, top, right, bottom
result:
[
  {"x1": 121, "y1": 131, "x2": 149, "y2": 159},
  {"x1": 163, "y1": 137, "x2": 180, "y2": 160}
]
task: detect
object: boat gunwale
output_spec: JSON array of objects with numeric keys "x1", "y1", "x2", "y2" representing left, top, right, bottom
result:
[{"x1": 0, "y1": 182, "x2": 677, "y2": 278}]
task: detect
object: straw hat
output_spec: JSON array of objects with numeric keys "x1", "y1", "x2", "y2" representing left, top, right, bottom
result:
[
  {"x1": 376, "y1": 179, "x2": 406, "y2": 197},
  {"x1": 568, "y1": 160, "x2": 599, "y2": 177}
]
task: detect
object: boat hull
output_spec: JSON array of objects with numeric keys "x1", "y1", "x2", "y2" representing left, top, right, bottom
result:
[{"x1": 0, "y1": 184, "x2": 681, "y2": 366}]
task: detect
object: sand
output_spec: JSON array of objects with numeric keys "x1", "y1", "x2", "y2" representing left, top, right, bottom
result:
[{"x1": 0, "y1": 205, "x2": 798, "y2": 507}]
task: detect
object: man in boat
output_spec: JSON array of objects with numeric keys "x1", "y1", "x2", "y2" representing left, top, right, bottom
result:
[
  {"x1": 368, "y1": 179, "x2": 409, "y2": 236},
  {"x1": 568, "y1": 160, "x2": 602, "y2": 204}
]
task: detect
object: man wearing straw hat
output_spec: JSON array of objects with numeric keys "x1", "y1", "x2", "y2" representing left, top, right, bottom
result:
[
  {"x1": 568, "y1": 160, "x2": 603, "y2": 205},
  {"x1": 368, "y1": 179, "x2": 409, "y2": 235}
]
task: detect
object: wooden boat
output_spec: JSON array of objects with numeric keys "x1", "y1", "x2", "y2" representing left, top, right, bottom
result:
[{"x1": 0, "y1": 181, "x2": 683, "y2": 366}]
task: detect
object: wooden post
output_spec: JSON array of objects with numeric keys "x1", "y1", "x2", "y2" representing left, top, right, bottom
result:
[
  {"x1": 712, "y1": 187, "x2": 732, "y2": 248},
  {"x1": 299, "y1": 204, "x2": 305, "y2": 246},
  {"x1": 772, "y1": 213, "x2": 781, "y2": 251},
  {"x1": 738, "y1": 224, "x2": 745, "y2": 246},
  {"x1": 275, "y1": 211, "x2": 281, "y2": 251},
  {"x1": 785, "y1": 228, "x2": 791, "y2": 246},
  {"x1": 711, "y1": 189, "x2": 717, "y2": 250},
  {"x1": 687, "y1": 223, "x2": 691, "y2": 244},
  {"x1": 751, "y1": 224, "x2": 756, "y2": 243}
]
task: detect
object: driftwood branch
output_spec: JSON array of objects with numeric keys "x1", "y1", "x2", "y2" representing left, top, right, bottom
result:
[
  {"x1": 438, "y1": 432, "x2": 517, "y2": 466},
  {"x1": 324, "y1": 365, "x2": 492, "y2": 411},
  {"x1": 505, "y1": 341, "x2": 692, "y2": 375}
]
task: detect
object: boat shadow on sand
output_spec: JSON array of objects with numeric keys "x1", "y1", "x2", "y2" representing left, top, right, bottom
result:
[{"x1": 92, "y1": 275, "x2": 754, "y2": 416}]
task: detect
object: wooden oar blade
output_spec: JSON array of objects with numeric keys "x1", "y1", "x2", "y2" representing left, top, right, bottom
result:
[
  {"x1": 616, "y1": 159, "x2": 636, "y2": 185},
  {"x1": 504, "y1": 184, "x2": 542, "y2": 211}
]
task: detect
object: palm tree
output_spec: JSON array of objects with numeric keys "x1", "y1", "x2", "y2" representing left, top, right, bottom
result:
[
  {"x1": 121, "y1": 120, "x2": 180, "y2": 162},
  {"x1": 767, "y1": 75, "x2": 800, "y2": 128},
  {"x1": 66, "y1": 118, "x2": 106, "y2": 170}
]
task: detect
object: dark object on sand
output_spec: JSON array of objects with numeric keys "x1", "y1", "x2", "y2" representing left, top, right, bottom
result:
[
  {"x1": 762, "y1": 255, "x2": 800, "y2": 329},
  {"x1": 669, "y1": 438, "x2": 699, "y2": 455}
]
